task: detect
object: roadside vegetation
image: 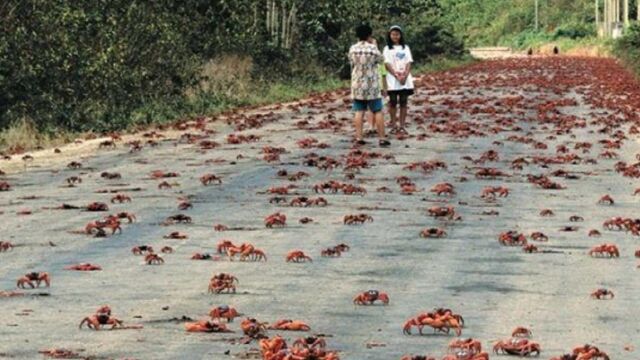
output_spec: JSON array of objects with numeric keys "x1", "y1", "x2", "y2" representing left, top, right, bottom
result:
[{"x1": 1, "y1": 1, "x2": 637, "y2": 152}]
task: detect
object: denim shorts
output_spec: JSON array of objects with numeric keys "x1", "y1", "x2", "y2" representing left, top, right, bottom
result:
[{"x1": 352, "y1": 98, "x2": 384, "y2": 113}]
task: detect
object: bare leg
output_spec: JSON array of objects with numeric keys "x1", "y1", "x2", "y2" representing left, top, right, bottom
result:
[
  {"x1": 399, "y1": 105, "x2": 408, "y2": 129},
  {"x1": 354, "y1": 111, "x2": 364, "y2": 140},
  {"x1": 389, "y1": 105, "x2": 398, "y2": 129},
  {"x1": 367, "y1": 111, "x2": 374, "y2": 129},
  {"x1": 374, "y1": 111, "x2": 385, "y2": 139}
]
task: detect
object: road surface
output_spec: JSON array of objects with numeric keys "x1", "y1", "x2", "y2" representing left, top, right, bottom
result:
[{"x1": 1, "y1": 57, "x2": 639, "y2": 360}]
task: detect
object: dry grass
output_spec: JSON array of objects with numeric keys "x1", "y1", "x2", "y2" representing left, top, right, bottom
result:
[
  {"x1": 186, "y1": 55, "x2": 254, "y2": 100},
  {"x1": 0, "y1": 118, "x2": 74, "y2": 154}
]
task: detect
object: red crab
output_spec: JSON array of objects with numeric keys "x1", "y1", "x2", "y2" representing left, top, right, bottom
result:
[
  {"x1": 200, "y1": 174, "x2": 222, "y2": 185},
  {"x1": 286, "y1": 250, "x2": 312, "y2": 263},
  {"x1": 353, "y1": 290, "x2": 389, "y2": 305},
  {"x1": 419, "y1": 228, "x2": 447, "y2": 238},
  {"x1": 265, "y1": 212, "x2": 287, "y2": 228},
  {"x1": 110, "y1": 194, "x2": 131, "y2": 203}
]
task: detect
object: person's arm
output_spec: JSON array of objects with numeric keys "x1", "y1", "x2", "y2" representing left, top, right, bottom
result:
[
  {"x1": 398, "y1": 62, "x2": 411, "y2": 85},
  {"x1": 380, "y1": 65, "x2": 388, "y2": 95},
  {"x1": 383, "y1": 47, "x2": 399, "y2": 79},
  {"x1": 397, "y1": 47, "x2": 413, "y2": 84}
]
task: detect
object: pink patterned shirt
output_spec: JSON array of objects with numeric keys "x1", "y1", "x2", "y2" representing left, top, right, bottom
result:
[{"x1": 349, "y1": 41, "x2": 383, "y2": 100}]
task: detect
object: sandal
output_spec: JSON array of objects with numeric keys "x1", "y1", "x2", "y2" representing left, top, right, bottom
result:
[{"x1": 379, "y1": 139, "x2": 391, "y2": 147}]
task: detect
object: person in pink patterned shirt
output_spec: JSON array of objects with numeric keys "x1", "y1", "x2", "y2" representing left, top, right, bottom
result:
[{"x1": 348, "y1": 24, "x2": 390, "y2": 147}]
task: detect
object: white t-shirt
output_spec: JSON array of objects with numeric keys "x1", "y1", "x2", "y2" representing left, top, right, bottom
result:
[{"x1": 383, "y1": 45, "x2": 414, "y2": 91}]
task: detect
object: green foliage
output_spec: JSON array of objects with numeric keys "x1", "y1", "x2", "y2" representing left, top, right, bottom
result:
[
  {"x1": 552, "y1": 21, "x2": 596, "y2": 40},
  {"x1": 7, "y1": 0, "x2": 624, "y2": 138},
  {"x1": 0, "y1": 0, "x2": 466, "y2": 135},
  {"x1": 0, "y1": 1, "x2": 199, "y2": 132},
  {"x1": 614, "y1": 23, "x2": 640, "y2": 77},
  {"x1": 439, "y1": 0, "x2": 600, "y2": 47}
]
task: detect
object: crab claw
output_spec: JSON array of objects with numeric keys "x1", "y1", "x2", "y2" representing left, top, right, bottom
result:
[
  {"x1": 403, "y1": 319, "x2": 415, "y2": 335},
  {"x1": 378, "y1": 292, "x2": 390, "y2": 305},
  {"x1": 453, "y1": 325, "x2": 462, "y2": 337}
]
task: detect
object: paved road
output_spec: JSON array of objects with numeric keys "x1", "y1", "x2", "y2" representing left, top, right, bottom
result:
[{"x1": 1, "y1": 57, "x2": 639, "y2": 360}]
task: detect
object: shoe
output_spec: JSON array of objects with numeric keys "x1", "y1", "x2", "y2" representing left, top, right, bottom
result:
[
  {"x1": 379, "y1": 139, "x2": 391, "y2": 147},
  {"x1": 356, "y1": 139, "x2": 367, "y2": 146}
]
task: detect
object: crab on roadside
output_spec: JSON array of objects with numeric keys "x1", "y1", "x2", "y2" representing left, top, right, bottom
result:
[
  {"x1": 241, "y1": 317, "x2": 268, "y2": 338},
  {"x1": 86, "y1": 202, "x2": 109, "y2": 212},
  {"x1": 192, "y1": 253, "x2": 215, "y2": 260},
  {"x1": 590, "y1": 288, "x2": 614, "y2": 300},
  {"x1": 481, "y1": 186, "x2": 509, "y2": 199},
  {"x1": 430, "y1": 183, "x2": 456, "y2": 196},
  {"x1": 163, "y1": 214, "x2": 192, "y2": 225},
  {"x1": 214, "y1": 224, "x2": 228, "y2": 232},
  {"x1": 110, "y1": 194, "x2": 131, "y2": 203},
  {"x1": 530, "y1": 232, "x2": 548, "y2": 242},
  {"x1": 208, "y1": 273, "x2": 238, "y2": 294},
  {"x1": 268, "y1": 319, "x2": 311, "y2": 331},
  {"x1": 540, "y1": 209, "x2": 555, "y2": 217},
  {"x1": 164, "y1": 231, "x2": 188, "y2": 239},
  {"x1": 511, "y1": 327, "x2": 532, "y2": 338},
  {"x1": 493, "y1": 338, "x2": 541, "y2": 357},
  {"x1": 265, "y1": 212, "x2": 287, "y2": 228},
  {"x1": 420, "y1": 228, "x2": 447, "y2": 238},
  {"x1": 427, "y1": 205, "x2": 459, "y2": 220},
  {"x1": 343, "y1": 213, "x2": 373, "y2": 225},
  {"x1": 353, "y1": 290, "x2": 389, "y2": 305},
  {"x1": 0, "y1": 241, "x2": 14, "y2": 252},
  {"x1": 588, "y1": 244, "x2": 619, "y2": 258},
  {"x1": 85, "y1": 219, "x2": 121, "y2": 235},
  {"x1": 200, "y1": 173, "x2": 222, "y2": 185},
  {"x1": 185, "y1": 319, "x2": 233, "y2": 333},
  {"x1": 209, "y1": 305, "x2": 241, "y2": 322},
  {"x1": 498, "y1": 231, "x2": 527, "y2": 246},
  {"x1": 145, "y1": 253, "x2": 164, "y2": 265},
  {"x1": 17, "y1": 272, "x2": 51, "y2": 288},
  {"x1": 449, "y1": 338, "x2": 482, "y2": 354},
  {"x1": 64, "y1": 263, "x2": 102, "y2": 271},
  {"x1": 131, "y1": 245, "x2": 153, "y2": 255},
  {"x1": 79, "y1": 314, "x2": 123, "y2": 330},
  {"x1": 597, "y1": 195, "x2": 614, "y2": 205},
  {"x1": 286, "y1": 250, "x2": 312, "y2": 263}
]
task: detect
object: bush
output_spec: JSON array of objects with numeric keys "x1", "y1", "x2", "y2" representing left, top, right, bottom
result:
[
  {"x1": 614, "y1": 23, "x2": 640, "y2": 77},
  {"x1": 0, "y1": 0, "x2": 468, "y2": 139},
  {"x1": 0, "y1": 1, "x2": 198, "y2": 132},
  {"x1": 553, "y1": 22, "x2": 596, "y2": 40},
  {"x1": 407, "y1": 21, "x2": 466, "y2": 61}
]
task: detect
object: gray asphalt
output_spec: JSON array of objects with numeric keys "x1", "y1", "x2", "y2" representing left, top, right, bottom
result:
[{"x1": 1, "y1": 57, "x2": 639, "y2": 360}]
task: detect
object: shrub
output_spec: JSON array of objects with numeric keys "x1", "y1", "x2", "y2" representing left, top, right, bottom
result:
[{"x1": 614, "y1": 23, "x2": 640, "y2": 77}]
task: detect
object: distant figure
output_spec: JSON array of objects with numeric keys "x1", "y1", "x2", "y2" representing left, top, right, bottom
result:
[
  {"x1": 384, "y1": 25, "x2": 414, "y2": 135},
  {"x1": 527, "y1": 48, "x2": 533, "y2": 56},
  {"x1": 348, "y1": 24, "x2": 390, "y2": 147},
  {"x1": 553, "y1": 46, "x2": 559, "y2": 55}
]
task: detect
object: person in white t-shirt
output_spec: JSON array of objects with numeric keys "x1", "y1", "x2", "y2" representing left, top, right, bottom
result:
[{"x1": 383, "y1": 25, "x2": 414, "y2": 134}]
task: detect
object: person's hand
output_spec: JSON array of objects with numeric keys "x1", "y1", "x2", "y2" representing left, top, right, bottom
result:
[{"x1": 381, "y1": 89, "x2": 387, "y2": 97}]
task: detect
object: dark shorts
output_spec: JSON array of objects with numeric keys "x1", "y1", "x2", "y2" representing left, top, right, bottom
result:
[
  {"x1": 352, "y1": 98, "x2": 384, "y2": 113},
  {"x1": 388, "y1": 89, "x2": 414, "y2": 107}
]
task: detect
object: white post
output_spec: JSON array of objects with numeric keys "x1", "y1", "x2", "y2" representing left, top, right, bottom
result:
[
  {"x1": 604, "y1": 0, "x2": 609, "y2": 36},
  {"x1": 535, "y1": 0, "x2": 539, "y2": 31},
  {"x1": 596, "y1": 0, "x2": 600, "y2": 36},
  {"x1": 624, "y1": 0, "x2": 629, "y2": 27}
]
